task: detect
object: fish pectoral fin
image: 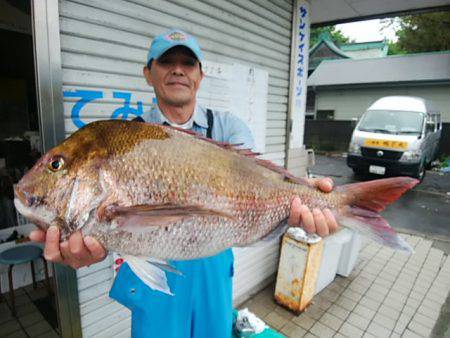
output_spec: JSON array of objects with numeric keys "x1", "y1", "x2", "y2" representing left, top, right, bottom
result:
[
  {"x1": 102, "y1": 203, "x2": 234, "y2": 233},
  {"x1": 144, "y1": 257, "x2": 183, "y2": 276},
  {"x1": 123, "y1": 255, "x2": 173, "y2": 295}
]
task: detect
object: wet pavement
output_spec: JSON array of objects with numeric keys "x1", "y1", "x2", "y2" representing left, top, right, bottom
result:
[
  {"x1": 240, "y1": 234, "x2": 450, "y2": 338},
  {"x1": 309, "y1": 154, "x2": 450, "y2": 244},
  {"x1": 238, "y1": 153, "x2": 450, "y2": 337}
]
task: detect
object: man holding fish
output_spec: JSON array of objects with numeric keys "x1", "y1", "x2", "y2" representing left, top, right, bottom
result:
[{"x1": 27, "y1": 29, "x2": 349, "y2": 337}]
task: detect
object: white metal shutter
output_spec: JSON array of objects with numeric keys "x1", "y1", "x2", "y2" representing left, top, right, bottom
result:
[{"x1": 59, "y1": 1, "x2": 292, "y2": 336}]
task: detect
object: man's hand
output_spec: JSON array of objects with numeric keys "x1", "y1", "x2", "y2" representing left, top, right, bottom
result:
[
  {"x1": 288, "y1": 177, "x2": 339, "y2": 237},
  {"x1": 30, "y1": 227, "x2": 107, "y2": 269}
]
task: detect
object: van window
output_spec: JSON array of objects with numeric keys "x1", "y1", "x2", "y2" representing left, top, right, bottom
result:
[
  {"x1": 426, "y1": 117, "x2": 435, "y2": 134},
  {"x1": 432, "y1": 114, "x2": 441, "y2": 131},
  {"x1": 358, "y1": 110, "x2": 424, "y2": 135}
]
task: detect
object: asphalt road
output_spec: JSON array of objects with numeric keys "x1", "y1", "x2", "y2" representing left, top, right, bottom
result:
[{"x1": 309, "y1": 154, "x2": 450, "y2": 242}]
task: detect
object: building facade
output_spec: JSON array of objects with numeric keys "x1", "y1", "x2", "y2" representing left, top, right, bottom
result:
[{"x1": 307, "y1": 51, "x2": 450, "y2": 122}]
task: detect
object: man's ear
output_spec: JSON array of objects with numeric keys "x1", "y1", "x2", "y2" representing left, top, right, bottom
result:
[{"x1": 143, "y1": 66, "x2": 153, "y2": 86}]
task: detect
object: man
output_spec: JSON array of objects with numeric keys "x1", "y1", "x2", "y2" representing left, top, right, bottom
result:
[{"x1": 31, "y1": 29, "x2": 338, "y2": 337}]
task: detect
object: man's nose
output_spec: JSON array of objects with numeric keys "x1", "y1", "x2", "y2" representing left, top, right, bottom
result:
[{"x1": 171, "y1": 63, "x2": 185, "y2": 76}]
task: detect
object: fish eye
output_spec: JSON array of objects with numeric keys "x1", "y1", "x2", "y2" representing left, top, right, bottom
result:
[{"x1": 48, "y1": 157, "x2": 65, "y2": 172}]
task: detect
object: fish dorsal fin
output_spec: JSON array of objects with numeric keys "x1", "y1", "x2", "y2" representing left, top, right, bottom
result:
[
  {"x1": 253, "y1": 158, "x2": 312, "y2": 186},
  {"x1": 158, "y1": 123, "x2": 312, "y2": 187}
]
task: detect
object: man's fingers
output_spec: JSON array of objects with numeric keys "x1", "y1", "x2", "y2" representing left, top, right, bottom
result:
[
  {"x1": 308, "y1": 177, "x2": 334, "y2": 193},
  {"x1": 30, "y1": 229, "x2": 46, "y2": 243},
  {"x1": 60, "y1": 241, "x2": 81, "y2": 269},
  {"x1": 300, "y1": 205, "x2": 315, "y2": 233},
  {"x1": 44, "y1": 226, "x2": 63, "y2": 262},
  {"x1": 316, "y1": 177, "x2": 333, "y2": 193},
  {"x1": 324, "y1": 208, "x2": 339, "y2": 233},
  {"x1": 84, "y1": 236, "x2": 107, "y2": 261},
  {"x1": 68, "y1": 231, "x2": 89, "y2": 261},
  {"x1": 40, "y1": 228, "x2": 105, "y2": 269},
  {"x1": 60, "y1": 241, "x2": 70, "y2": 261},
  {"x1": 288, "y1": 197, "x2": 302, "y2": 226},
  {"x1": 313, "y1": 208, "x2": 329, "y2": 237}
]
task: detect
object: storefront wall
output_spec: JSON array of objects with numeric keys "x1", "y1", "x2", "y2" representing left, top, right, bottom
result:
[{"x1": 57, "y1": 1, "x2": 294, "y2": 336}]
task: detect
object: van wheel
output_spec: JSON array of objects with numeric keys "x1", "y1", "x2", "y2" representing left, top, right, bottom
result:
[{"x1": 414, "y1": 162, "x2": 426, "y2": 182}]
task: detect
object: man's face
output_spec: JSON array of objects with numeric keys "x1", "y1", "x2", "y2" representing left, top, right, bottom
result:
[{"x1": 143, "y1": 46, "x2": 203, "y2": 107}]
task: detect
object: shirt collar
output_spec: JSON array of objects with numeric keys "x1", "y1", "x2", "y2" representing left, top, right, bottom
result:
[{"x1": 149, "y1": 104, "x2": 208, "y2": 129}]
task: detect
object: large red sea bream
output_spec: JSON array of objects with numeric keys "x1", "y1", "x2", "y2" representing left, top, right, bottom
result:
[{"x1": 14, "y1": 120, "x2": 418, "y2": 294}]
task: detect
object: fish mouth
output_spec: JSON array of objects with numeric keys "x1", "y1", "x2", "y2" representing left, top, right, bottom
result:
[
  {"x1": 14, "y1": 197, "x2": 56, "y2": 231},
  {"x1": 14, "y1": 185, "x2": 44, "y2": 208},
  {"x1": 14, "y1": 185, "x2": 27, "y2": 205}
]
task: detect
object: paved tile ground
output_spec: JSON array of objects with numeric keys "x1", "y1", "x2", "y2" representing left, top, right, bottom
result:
[
  {"x1": 0, "y1": 280, "x2": 59, "y2": 338},
  {"x1": 239, "y1": 234, "x2": 450, "y2": 337}
]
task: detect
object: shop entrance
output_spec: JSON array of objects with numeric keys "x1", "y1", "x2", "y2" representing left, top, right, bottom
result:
[{"x1": 0, "y1": 1, "x2": 60, "y2": 336}]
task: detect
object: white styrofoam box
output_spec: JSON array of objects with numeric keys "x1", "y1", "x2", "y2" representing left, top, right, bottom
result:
[
  {"x1": 314, "y1": 228, "x2": 360, "y2": 294},
  {"x1": 337, "y1": 232, "x2": 362, "y2": 277}
]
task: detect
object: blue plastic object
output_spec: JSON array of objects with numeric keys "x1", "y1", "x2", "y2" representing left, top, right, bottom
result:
[
  {"x1": 110, "y1": 249, "x2": 234, "y2": 338},
  {"x1": 441, "y1": 160, "x2": 450, "y2": 172}
]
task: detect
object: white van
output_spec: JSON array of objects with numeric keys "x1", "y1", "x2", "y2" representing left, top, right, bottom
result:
[{"x1": 347, "y1": 96, "x2": 442, "y2": 181}]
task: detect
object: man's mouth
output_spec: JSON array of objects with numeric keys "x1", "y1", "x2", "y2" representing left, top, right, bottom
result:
[{"x1": 167, "y1": 81, "x2": 189, "y2": 87}]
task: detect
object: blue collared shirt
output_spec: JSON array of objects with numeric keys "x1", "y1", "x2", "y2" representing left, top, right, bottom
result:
[
  {"x1": 141, "y1": 104, "x2": 255, "y2": 149},
  {"x1": 110, "y1": 104, "x2": 255, "y2": 337}
]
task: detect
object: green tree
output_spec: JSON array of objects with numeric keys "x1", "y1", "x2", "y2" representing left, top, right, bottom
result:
[
  {"x1": 310, "y1": 26, "x2": 352, "y2": 47},
  {"x1": 386, "y1": 41, "x2": 407, "y2": 55},
  {"x1": 383, "y1": 11, "x2": 450, "y2": 54}
]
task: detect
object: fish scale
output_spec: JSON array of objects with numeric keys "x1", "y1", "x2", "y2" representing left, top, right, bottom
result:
[{"x1": 79, "y1": 128, "x2": 301, "y2": 259}]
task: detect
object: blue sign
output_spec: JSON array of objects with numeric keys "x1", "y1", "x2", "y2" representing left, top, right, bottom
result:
[
  {"x1": 63, "y1": 90, "x2": 155, "y2": 128},
  {"x1": 111, "y1": 92, "x2": 144, "y2": 121},
  {"x1": 295, "y1": 5, "x2": 308, "y2": 102}
]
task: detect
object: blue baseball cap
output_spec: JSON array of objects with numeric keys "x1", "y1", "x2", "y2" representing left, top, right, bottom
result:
[{"x1": 146, "y1": 29, "x2": 203, "y2": 65}]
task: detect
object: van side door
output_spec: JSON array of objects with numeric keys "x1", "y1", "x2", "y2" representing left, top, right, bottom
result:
[
  {"x1": 431, "y1": 114, "x2": 442, "y2": 161},
  {"x1": 424, "y1": 115, "x2": 437, "y2": 164}
]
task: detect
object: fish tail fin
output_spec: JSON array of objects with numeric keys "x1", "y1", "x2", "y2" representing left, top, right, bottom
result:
[
  {"x1": 336, "y1": 177, "x2": 419, "y2": 253},
  {"x1": 337, "y1": 176, "x2": 419, "y2": 213},
  {"x1": 123, "y1": 255, "x2": 174, "y2": 295},
  {"x1": 337, "y1": 207, "x2": 413, "y2": 253}
]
